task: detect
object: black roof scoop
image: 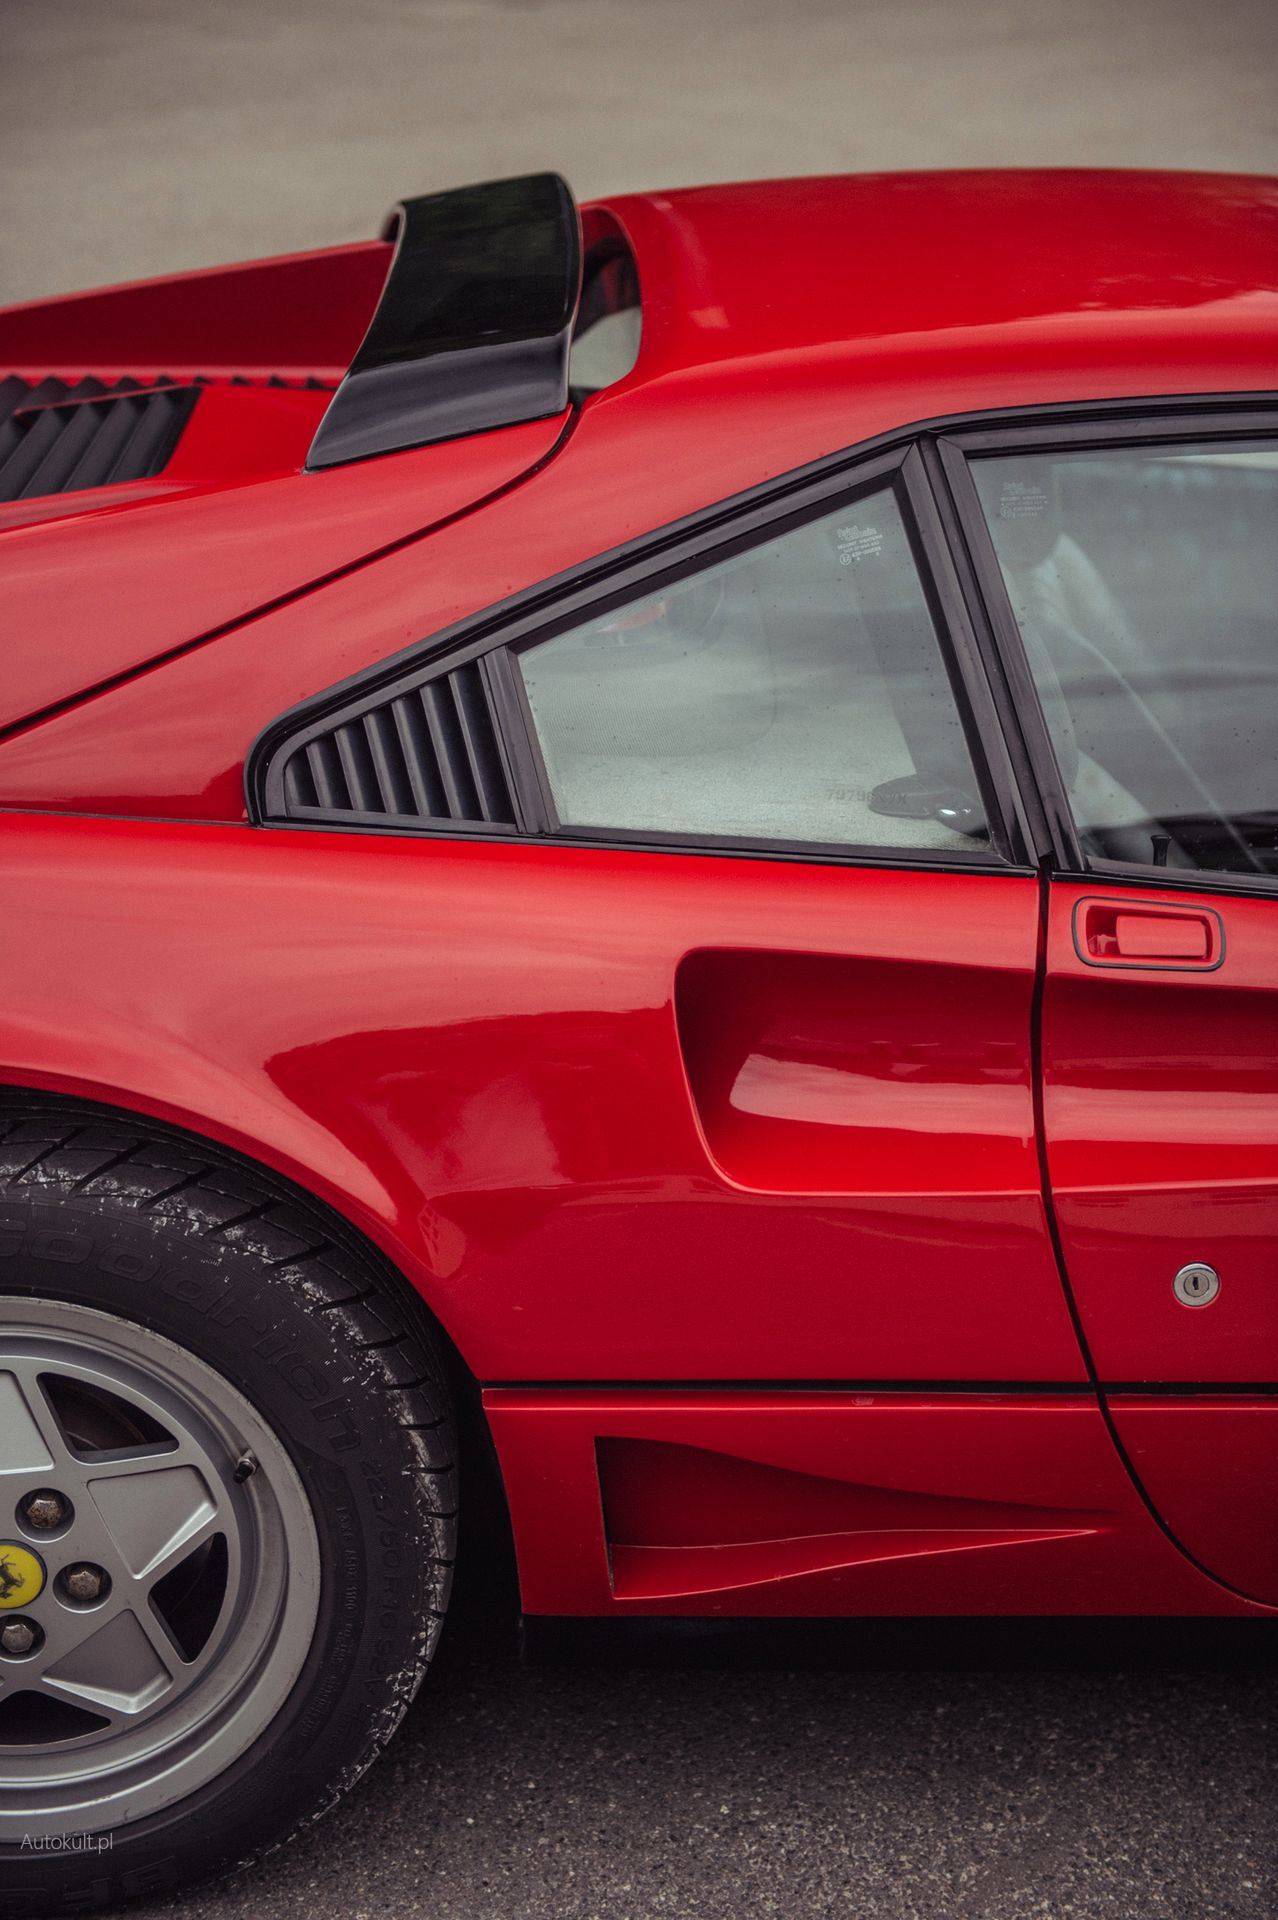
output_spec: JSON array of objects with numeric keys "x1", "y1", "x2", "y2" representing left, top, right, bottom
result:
[{"x1": 307, "y1": 172, "x2": 582, "y2": 470}]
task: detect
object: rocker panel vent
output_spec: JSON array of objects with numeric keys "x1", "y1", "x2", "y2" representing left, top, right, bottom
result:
[
  {"x1": 276, "y1": 658, "x2": 517, "y2": 831},
  {"x1": 0, "y1": 375, "x2": 200, "y2": 501}
]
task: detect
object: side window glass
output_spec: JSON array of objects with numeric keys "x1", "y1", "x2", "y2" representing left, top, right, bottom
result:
[
  {"x1": 971, "y1": 441, "x2": 1278, "y2": 878},
  {"x1": 516, "y1": 484, "x2": 990, "y2": 855}
]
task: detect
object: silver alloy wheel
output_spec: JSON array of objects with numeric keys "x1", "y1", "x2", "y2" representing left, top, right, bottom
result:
[{"x1": 0, "y1": 1298, "x2": 321, "y2": 1841}]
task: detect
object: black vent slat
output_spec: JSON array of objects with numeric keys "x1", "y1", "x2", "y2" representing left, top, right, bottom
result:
[
  {"x1": 59, "y1": 388, "x2": 154, "y2": 495},
  {"x1": 0, "y1": 376, "x2": 200, "y2": 502},
  {"x1": 362, "y1": 707, "x2": 414, "y2": 816},
  {"x1": 305, "y1": 737, "x2": 349, "y2": 811},
  {"x1": 1, "y1": 376, "x2": 89, "y2": 497},
  {"x1": 79, "y1": 397, "x2": 160, "y2": 492},
  {"x1": 283, "y1": 755, "x2": 319, "y2": 810},
  {"x1": 107, "y1": 389, "x2": 189, "y2": 484},
  {"x1": 5, "y1": 415, "x2": 65, "y2": 497},
  {"x1": 420, "y1": 681, "x2": 481, "y2": 822},
  {"x1": 32, "y1": 400, "x2": 114, "y2": 497},
  {"x1": 332, "y1": 723, "x2": 382, "y2": 814},
  {"x1": 276, "y1": 660, "x2": 516, "y2": 831},
  {"x1": 0, "y1": 375, "x2": 27, "y2": 472},
  {"x1": 451, "y1": 660, "x2": 513, "y2": 823},
  {"x1": 391, "y1": 696, "x2": 448, "y2": 817}
]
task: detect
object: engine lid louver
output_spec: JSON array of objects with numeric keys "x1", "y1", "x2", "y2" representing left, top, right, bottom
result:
[
  {"x1": 0, "y1": 375, "x2": 200, "y2": 501},
  {"x1": 274, "y1": 658, "x2": 517, "y2": 831}
]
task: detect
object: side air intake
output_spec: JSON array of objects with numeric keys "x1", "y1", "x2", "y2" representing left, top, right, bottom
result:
[
  {"x1": 271, "y1": 659, "x2": 517, "y2": 831},
  {"x1": 0, "y1": 375, "x2": 200, "y2": 501}
]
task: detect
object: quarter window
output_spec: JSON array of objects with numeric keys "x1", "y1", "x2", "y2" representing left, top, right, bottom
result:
[
  {"x1": 971, "y1": 441, "x2": 1278, "y2": 878},
  {"x1": 517, "y1": 485, "x2": 990, "y2": 855}
]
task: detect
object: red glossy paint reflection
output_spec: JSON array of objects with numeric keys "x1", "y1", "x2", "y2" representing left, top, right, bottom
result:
[
  {"x1": 1044, "y1": 882, "x2": 1278, "y2": 1383},
  {"x1": 676, "y1": 948, "x2": 1031, "y2": 1193},
  {"x1": 1109, "y1": 1398, "x2": 1278, "y2": 1605},
  {"x1": 485, "y1": 1389, "x2": 1265, "y2": 1616},
  {"x1": 1, "y1": 171, "x2": 1275, "y2": 1623},
  {"x1": 0, "y1": 815, "x2": 1081, "y2": 1385}
]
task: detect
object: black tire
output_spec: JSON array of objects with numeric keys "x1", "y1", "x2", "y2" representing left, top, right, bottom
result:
[{"x1": 0, "y1": 1095, "x2": 457, "y2": 1913}]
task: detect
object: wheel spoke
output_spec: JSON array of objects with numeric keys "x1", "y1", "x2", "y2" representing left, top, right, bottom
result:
[
  {"x1": 41, "y1": 1605, "x2": 173, "y2": 1717},
  {"x1": 0, "y1": 1581, "x2": 91, "y2": 1674},
  {"x1": 138, "y1": 1505, "x2": 227, "y2": 1600},
  {"x1": 85, "y1": 1460, "x2": 222, "y2": 1580},
  {"x1": 0, "y1": 1360, "x2": 70, "y2": 1475},
  {"x1": 73, "y1": 1435, "x2": 196, "y2": 1483}
]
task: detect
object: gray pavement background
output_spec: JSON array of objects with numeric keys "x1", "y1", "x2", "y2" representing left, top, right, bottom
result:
[
  {"x1": 4, "y1": 3, "x2": 1278, "y2": 1916},
  {"x1": 2, "y1": 0, "x2": 1277, "y2": 304}
]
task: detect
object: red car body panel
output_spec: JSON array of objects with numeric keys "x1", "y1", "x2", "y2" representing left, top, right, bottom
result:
[
  {"x1": 1045, "y1": 881, "x2": 1278, "y2": 1384},
  {"x1": 484, "y1": 1390, "x2": 1262, "y2": 1615},
  {"x1": 1108, "y1": 1398, "x2": 1278, "y2": 1604},
  {"x1": 2, "y1": 169, "x2": 1275, "y2": 1622},
  {"x1": 0, "y1": 416, "x2": 568, "y2": 733},
  {"x1": 0, "y1": 816, "x2": 1079, "y2": 1383},
  {"x1": 0, "y1": 238, "x2": 388, "y2": 380}
]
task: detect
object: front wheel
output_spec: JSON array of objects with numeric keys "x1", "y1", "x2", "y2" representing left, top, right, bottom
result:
[{"x1": 0, "y1": 1102, "x2": 456, "y2": 1912}]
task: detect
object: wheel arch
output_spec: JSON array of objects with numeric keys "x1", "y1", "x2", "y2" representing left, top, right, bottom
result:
[
  {"x1": 0, "y1": 1066, "x2": 464, "y2": 1319},
  {"x1": 0, "y1": 1075, "x2": 494, "y2": 1464}
]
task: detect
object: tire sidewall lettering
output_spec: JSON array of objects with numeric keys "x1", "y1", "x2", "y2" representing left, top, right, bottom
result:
[{"x1": 0, "y1": 1207, "x2": 363, "y2": 1453}]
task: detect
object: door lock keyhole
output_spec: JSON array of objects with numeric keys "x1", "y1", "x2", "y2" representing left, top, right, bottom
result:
[{"x1": 1173, "y1": 1263, "x2": 1220, "y2": 1308}]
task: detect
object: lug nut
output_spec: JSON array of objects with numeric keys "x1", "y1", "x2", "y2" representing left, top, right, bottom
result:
[
  {"x1": 19, "y1": 1490, "x2": 69, "y2": 1532},
  {"x1": 62, "y1": 1563, "x2": 108, "y2": 1604},
  {"x1": 0, "y1": 1618, "x2": 41, "y2": 1656}
]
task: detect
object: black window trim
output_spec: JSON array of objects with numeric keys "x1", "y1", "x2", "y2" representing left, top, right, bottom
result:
[
  {"x1": 936, "y1": 399, "x2": 1278, "y2": 902},
  {"x1": 252, "y1": 438, "x2": 1036, "y2": 874},
  {"x1": 249, "y1": 389, "x2": 1278, "y2": 892},
  {"x1": 495, "y1": 443, "x2": 1021, "y2": 867}
]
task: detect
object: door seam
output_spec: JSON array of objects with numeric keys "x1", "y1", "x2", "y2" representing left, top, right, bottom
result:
[{"x1": 1032, "y1": 865, "x2": 1272, "y2": 1608}]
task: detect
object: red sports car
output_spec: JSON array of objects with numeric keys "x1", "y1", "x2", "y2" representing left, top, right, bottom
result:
[{"x1": 0, "y1": 167, "x2": 1275, "y2": 1909}]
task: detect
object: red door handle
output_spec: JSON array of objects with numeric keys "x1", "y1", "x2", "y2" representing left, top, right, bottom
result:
[{"x1": 1074, "y1": 898, "x2": 1224, "y2": 970}]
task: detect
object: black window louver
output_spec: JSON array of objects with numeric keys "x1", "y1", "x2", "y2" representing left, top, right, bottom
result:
[
  {"x1": 274, "y1": 659, "x2": 517, "y2": 831},
  {"x1": 0, "y1": 375, "x2": 201, "y2": 502}
]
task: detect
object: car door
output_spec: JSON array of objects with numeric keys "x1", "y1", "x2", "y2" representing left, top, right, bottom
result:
[
  {"x1": 955, "y1": 412, "x2": 1278, "y2": 1604},
  {"x1": 257, "y1": 441, "x2": 1083, "y2": 1391}
]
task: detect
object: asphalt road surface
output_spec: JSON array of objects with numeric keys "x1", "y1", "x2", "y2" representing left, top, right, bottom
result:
[
  {"x1": 6, "y1": 3, "x2": 1278, "y2": 1916},
  {"x1": 133, "y1": 1600, "x2": 1277, "y2": 1920}
]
